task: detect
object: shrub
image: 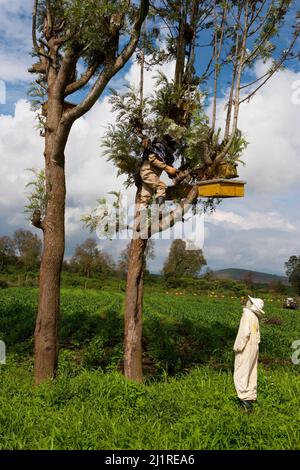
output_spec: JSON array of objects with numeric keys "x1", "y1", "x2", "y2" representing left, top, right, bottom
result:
[{"x1": 0, "y1": 279, "x2": 9, "y2": 289}]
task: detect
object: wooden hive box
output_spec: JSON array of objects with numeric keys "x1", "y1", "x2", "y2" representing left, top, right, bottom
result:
[
  {"x1": 166, "y1": 179, "x2": 246, "y2": 200},
  {"x1": 198, "y1": 179, "x2": 245, "y2": 198}
]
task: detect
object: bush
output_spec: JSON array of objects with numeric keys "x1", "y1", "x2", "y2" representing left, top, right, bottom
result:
[{"x1": 0, "y1": 279, "x2": 8, "y2": 289}]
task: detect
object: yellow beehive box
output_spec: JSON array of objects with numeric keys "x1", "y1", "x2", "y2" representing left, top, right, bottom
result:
[{"x1": 198, "y1": 179, "x2": 246, "y2": 198}]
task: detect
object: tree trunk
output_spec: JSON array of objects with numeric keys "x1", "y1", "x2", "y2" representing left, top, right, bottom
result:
[
  {"x1": 124, "y1": 235, "x2": 148, "y2": 382},
  {"x1": 34, "y1": 160, "x2": 65, "y2": 384},
  {"x1": 34, "y1": 97, "x2": 66, "y2": 385}
]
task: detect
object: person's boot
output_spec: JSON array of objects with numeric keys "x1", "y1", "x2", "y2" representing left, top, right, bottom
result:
[
  {"x1": 155, "y1": 196, "x2": 165, "y2": 207},
  {"x1": 155, "y1": 197, "x2": 165, "y2": 219},
  {"x1": 240, "y1": 400, "x2": 253, "y2": 412}
]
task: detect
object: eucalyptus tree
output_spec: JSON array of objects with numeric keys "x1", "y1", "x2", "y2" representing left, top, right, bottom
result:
[{"x1": 28, "y1": 0, "x2": 149, "y2": 384}]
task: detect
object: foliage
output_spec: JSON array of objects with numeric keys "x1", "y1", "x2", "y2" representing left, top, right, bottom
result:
[
  {"x1": 13, "y1": 229, "x2": 42, "y2": 270},
  {"x1": 24, "y1": 168, "x2": 47, "y2": 224},
  {"x1": 102, "y1": 0, "x2": 298, "y2": 189},
  {"x1": 68, "y1": 238, "x2": 115, "y2": 278},
  {"x1": 163, "y1": 239, "x2": 206, "y2": 278},
  {"x1": 0, "y1": 279, "x2": 9, "y2": 289},
  {"x1": 0, "y1": 287, "x2": 300, "y2": 449},
  {"x1": 118, "y1": 240, "x2": 155, "y2": 276},
  {"x1": 0, "y1": 236, "x2": 17, "y2": 269},
  {"x1": 285, "y1": 256, "x2": 300, "y2": 295},
  {"x1": 81, "y1": 192, "x2": 129, "y2": 238}
]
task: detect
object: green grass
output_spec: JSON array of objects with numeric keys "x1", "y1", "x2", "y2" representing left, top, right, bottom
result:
[{"x1": 0, "y1": 288, "x2": 300, "y2": 449}]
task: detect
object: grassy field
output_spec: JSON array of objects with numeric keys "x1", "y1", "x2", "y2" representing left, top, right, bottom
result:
[{"x1": 0, "y1": 287, "x2": 300, "y2": 450}]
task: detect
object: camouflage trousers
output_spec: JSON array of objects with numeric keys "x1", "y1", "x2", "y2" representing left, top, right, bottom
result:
[{"x1": 140, "y1": 161, "x2": 167, "y2": 206}]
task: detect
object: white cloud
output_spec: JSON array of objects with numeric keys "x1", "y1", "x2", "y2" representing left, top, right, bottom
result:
[
  {"x1": 1, "y1": 55, "x2": 300, "y2": 274},
  {"x1": 208, "y1": 209, "x2": 296, "y2": 232},
  {"x1": 0, "y1": 0, "x2": 32, "y2": 82},
  {"x1": 0, "y1": 51, "x2": 32, "y2": 82},
  {"x1": 124, "y1": 56, "x2": 176, "y2": 96}
]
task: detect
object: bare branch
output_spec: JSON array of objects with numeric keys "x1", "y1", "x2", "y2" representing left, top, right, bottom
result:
[
  {"x1": 224, "y1": 6, "x2": 241, "y2": 141},
  {"x1": 239, "y1": 27, "x2": 300, "y2": 105},
  {"x1": 45, "y1": 0, "x2": 53, "y2": 39},
  {"x1": 244, "y1": 0, "x2": 286, "y2": 66},
  {"x1": 211, "y1": 0, "x2": 228, "y2": 134},
  {"x1": 214, "y1": 0, "x2": 249, "y2": 165},
  {"x1": 140, "y1": 185, "x2": 199, "y2": 239},
  {"x1": 64, "y1": 62, "x2": 100, "y2": 97},
  {"x1": 248, "y1": 0, "x2": 268, "y2": 29},
  {"x1": 32, "y1": 0, "x2": 40, "y2": 55}
]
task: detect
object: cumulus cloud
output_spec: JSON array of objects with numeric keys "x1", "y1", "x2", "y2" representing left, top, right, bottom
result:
[
  {"x1": 0, "y1": 58, "x2": 176, "y2": 254},
  {"x1": 1, "y1": 52, "x2": 300, "y2": 274},
  {"x1": 0, "y1": 0, "x2": 32, "y2": 82},
  {"x1": 208, "y1": 209, "x2": 297, "y2": 232}
]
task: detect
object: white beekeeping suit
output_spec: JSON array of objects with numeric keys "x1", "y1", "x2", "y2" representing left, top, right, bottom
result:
[{"x1": 233, "y1": 296, "x2": 265, "y2": 409}]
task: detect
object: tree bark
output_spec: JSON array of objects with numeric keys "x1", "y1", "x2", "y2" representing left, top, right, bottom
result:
[
  {"x1": 124, "y1": 190, "x2": 148, "y2": 382},
  {"x1": 34, "y1": 92, "x2": 66, "y2": 385},
  {"x1": 124, "y1": 236, "x2": 148, "y2": 382},
  {"x1": 31, "y1": 1, "x2": 149, "y2": 386},
  {"x1": 34, "y1": 151, "x2": 65, "y2": 385}
]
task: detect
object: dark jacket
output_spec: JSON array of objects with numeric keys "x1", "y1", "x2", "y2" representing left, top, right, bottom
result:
[{"x1": 142, "y1": 140, "x2": 175, "y2": 166}]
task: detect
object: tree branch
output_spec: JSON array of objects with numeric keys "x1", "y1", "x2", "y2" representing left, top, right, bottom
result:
[
  {"x1": 240, "y1": 22, "x2": 299, "y2": 104},
  {"x1": 244, "y1": 0, "x2": 286, "y2": 66},
  {"x1": 45, "y1": 0, "x2": 53, "y2": 40},
  {"x1": 32, "y1": 0, "x2": 40, "y2": 55},
  {"x1": 139, "y1": 185, "x2": 199, "y2": 239},
  {"x1": 64, "y1": 62, "x2": 100, "y2": 97},
  {"x1": 60, "y1": 0, "x2": 149, "y2": 126},
  {"x1": 214, "y1": 0, "x2": 249, "y2": 165},
  {"x1": 54, "y1": 49, "x2": 77, "y2": 98},
  {"x1": 31, "y1": 210, "x2": 44, "y2": 231}
]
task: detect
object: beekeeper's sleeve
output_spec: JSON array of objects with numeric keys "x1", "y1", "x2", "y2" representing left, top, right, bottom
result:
[
  {"x1": 148, "y1": 154, "x2": 167, "y2": 171},
  {"x1": 233, "y1": 310, "x2": 251, "y2": 353}
]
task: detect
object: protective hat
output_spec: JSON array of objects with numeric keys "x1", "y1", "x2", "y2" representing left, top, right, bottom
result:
[
  {"x1": 248, "y1": 295, "x2": 265, "y2": 314},
  {"x1": 163, "y1": 133, "x2": 180, "y2": 149}
]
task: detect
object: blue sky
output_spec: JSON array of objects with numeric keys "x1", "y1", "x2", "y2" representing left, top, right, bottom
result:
[{"x1": 0, "y1": 0, "x2": 300, "y2": 275}]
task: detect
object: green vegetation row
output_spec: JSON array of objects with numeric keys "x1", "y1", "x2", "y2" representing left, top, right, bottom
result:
[{"x1": 1, "y1": 287, "x2": 300, "y2": 449}]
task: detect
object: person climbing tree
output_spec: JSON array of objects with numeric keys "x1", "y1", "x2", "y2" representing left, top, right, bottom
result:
[{"x1": 140, "y1": 133, "x2": 179, "y2": 208}]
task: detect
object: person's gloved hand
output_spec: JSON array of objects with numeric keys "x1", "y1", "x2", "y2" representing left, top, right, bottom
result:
[{"x1": 166, "y1": 166, "x2": 178, "y2": 177}]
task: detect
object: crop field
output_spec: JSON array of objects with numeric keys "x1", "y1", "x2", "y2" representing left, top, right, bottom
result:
[{"x1": 0, "y1": 287, "x2": 300, "y2": 450}]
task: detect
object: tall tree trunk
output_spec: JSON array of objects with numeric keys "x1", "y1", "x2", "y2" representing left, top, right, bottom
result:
[
  {"x1": 124, "y1": 237, "x2": 148, "y2": 382},
  {"x1": 174, "y1": 3, "x2": 186, "y2": 88},
  {"x1": 34, "y1": 96, "x2": 66, "y2": 385},
  {"x1": 34, "y1": 158, "x2": 65, "y2": 384}
]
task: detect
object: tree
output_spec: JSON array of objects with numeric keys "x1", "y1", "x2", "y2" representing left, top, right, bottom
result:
[
  {"x1": 0, "y1": 236, "x2": 16, "y2": 269},
  {"x1": 285, "y1": 256, "x2": 300, "y2": 295},
  {"x1": 28, "y1": 0, "x2": 149, "y2": 384},
  {"x1": 70, "y1": 238, "x2": 115, "y2": 278},
  {"x1": 269, "y1": 280, "x2": 288, "y2": 295},
  {"x1": 243, "y1": 271, "x2": 254, "y2": 290},
  {"x1": 118, "y1": 239, "x2": 155, "y2": 277},
  {"x1": 90, "y1": 0, "x2": 299, "y2": 381},
  {"x1": 14, "y1": 230, "x2": 42, "y2": 270},
  {"x1": 163, "y1": 239, "x2": 206, "y2": 278}
]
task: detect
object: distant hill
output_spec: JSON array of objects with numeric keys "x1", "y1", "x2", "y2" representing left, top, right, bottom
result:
[{"x1": 211, "y1": 268, "x2": 289, "y2": 285}]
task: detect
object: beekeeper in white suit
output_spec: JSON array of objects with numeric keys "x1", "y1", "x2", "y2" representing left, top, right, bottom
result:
[{"x1": 233, "y1": 295, "x2": 265, "y2": 411}]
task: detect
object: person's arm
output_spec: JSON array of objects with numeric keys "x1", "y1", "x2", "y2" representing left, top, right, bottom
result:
[
  {"x1": 148, "y1": 154, "x2": 177, "y2": 176},
  {"x1": 233, "y1": 311, "x2": 251, "y2": 353}
]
